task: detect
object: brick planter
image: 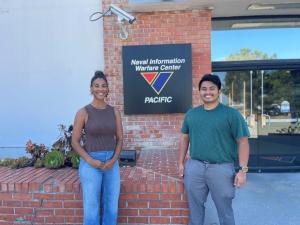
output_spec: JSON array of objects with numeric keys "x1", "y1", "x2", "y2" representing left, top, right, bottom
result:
[{"x1": 0, "y1": 149, "x2": 188, "y2": 224}]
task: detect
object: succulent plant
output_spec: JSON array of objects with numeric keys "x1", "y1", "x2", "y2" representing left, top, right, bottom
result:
[
  {"x1": 71, "y1": 152, "x2": 80, "y2": 169},
  {"x1": 10, "y1": 157, "x2": 33, "y2": 169},
  {"x1": 44, "y1": 150, "x2": 65, "y2": 169},
  {"x1": 0, "y1": 158, "x2": 15, "y2": 167},
  {"x1": 34, "y1": 158, "x2": 44, "y2": 168},
  {"x1": 65, "y1": 150, "x2": 80, "y2": 168}
]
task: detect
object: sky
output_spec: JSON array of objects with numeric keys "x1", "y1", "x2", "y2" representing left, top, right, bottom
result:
[{"x1": 212, "y1": 28, "x2": 300, "y2": 61}]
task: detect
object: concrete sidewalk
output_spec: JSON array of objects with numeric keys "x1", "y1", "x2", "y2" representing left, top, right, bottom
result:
[{"x1": 204, "y1": 173, "x2": 300, "y2": 225}]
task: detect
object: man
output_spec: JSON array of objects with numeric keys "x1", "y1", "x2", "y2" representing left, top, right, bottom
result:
[{"x1": 178, "y1": 74, "x2": 250, "y2": 225}]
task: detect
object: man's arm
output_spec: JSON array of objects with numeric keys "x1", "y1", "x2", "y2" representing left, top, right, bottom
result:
[
  {"x1": 234, "y1": 137, "x2": 249, "y2": 187},
  {"x1": 178, "y1": 133, "x2": 189, "y2": 177}
]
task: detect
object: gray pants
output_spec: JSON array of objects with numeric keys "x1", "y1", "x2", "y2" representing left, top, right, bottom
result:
[{"x1": 184, "y1": 159, "x2": 236, "y2": 225}]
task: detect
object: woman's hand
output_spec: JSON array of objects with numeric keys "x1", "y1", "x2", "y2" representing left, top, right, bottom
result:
[
  {"x1": 87, "y1": 158, "x2": 104, "y2": 169},
  {"x1": 102, "y1": 159, "x2": 115, "y2": 170},
  {"x1": 178, "y1": 163, "x2": 184, "y2": 178}
]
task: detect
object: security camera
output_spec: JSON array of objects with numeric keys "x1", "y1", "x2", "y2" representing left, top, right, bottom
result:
[{"x1": 109, "y1": 4, "x2": 136, "y2": 24}]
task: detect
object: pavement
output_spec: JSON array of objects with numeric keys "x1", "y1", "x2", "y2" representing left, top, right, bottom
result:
[{"x1": 204, "y1": 172, "x2": 300, "y2": 225}]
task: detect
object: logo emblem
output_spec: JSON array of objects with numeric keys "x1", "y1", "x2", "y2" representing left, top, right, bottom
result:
[{"x1": 141, "y1": 72, "x2": 174, "y2": 95}]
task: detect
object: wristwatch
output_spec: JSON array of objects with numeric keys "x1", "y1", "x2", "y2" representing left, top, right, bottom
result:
[{"x1": 239, "y1": 166, "x2": 248, "y2": 173}]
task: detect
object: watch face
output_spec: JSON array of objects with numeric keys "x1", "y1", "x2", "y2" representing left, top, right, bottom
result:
[
  {"x1": 239, "y1": 166, "x2": 248, "y2": 173},
  {"x1": 241, "y1": 167, "x2": 248, "y2": 173}
]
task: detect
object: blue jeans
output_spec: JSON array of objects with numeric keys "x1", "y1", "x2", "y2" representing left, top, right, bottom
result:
[{"x1": 79, "y1": 151, "x2": 120, "y2": 225}]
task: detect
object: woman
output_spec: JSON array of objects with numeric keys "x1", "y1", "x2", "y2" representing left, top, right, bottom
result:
[{"x1": 71, "y1": 71, "x2": 123, "y2": 225}]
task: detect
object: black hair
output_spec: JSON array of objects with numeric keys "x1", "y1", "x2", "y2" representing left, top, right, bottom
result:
[
  {"x1": 198, "y1": 74, "x2": 221, "y2": 90},
  {"x1": 90, "y1": 71, "x2": 108, "y2": 87}
]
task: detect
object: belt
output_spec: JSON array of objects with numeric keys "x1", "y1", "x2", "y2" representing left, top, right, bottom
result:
[{"x1": 197, "y1": 159, "x2": 218, "y2": 164}]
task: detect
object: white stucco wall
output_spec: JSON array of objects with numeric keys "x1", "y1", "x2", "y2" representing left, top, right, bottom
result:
[{"x1": 0, "y1": 0, "x2": 104, "y2": 147}]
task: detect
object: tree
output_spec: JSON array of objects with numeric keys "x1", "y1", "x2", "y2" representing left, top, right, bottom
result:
[
  {"x1": 222, "y1": 48, "x2": 297, "y2": 116},
  {"x1": 225, "y1": 48, "x2": 277, "y2": 61}
]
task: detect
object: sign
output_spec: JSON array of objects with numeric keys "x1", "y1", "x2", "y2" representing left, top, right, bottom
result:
[
  {"x1": 122, "y1": 44, "x2": 192, "y2": 114},
  {"x1": 281, "y1": 101, "x2": 290, "y2": 113}
]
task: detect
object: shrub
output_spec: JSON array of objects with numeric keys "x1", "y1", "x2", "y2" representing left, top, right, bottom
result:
[
  {"x1": 34, "y1": 158, "x2": 44, "y2": 168},
  {"x1": 66, "y1": 150, "x2": 80, "y2": 168},
  {"x1": 44, "y1": 150, "x2": 65, "y2": 169},
  {"x1": 25, "y1": 140, "x2": 48, "y2": 163},
  {"x1": 10, "y1": 157, "x2": 32, "y2": 169},
  {"x1": 0, "y1": 158, "x2": 15, "y2": 167}
]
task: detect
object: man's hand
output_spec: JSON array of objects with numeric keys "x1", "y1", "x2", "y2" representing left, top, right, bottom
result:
[
  {"x1": 234, "y1": 171, "x2": 247, "y2": 188},
  {"x1": 178, "y1": 163, "x2": 184, "y2": 178}
]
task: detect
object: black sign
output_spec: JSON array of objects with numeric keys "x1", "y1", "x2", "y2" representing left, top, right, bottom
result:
[{"x1": 122, "y1": 44, "x2": 192, "y2": 114}]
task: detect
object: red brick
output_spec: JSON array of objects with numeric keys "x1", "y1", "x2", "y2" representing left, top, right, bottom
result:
[
  {"x1": 65, "y1": 216, "x2": 83, "y2": 223},
  {"x1": 139, "y1": 178, "x2": 147, "y2": 192},
  {"x1": 13, "y1": 193, "x2": 32, "y2": 200},
  {"x1": 171, "y1": 217, "x2": 189, "y2": 224},
  {"x1": 0, "y1": 207, "x2": 14, "y2": 214},
  {"x1": 139, "y1": 193, "x2": 159, "y2": 200},
  {"x1": 131, "y1": 180, "x2": 138, "y2": 192},
  {"x1": 35, "y1": 209, "x2": 54, "y2": 216},
  {"x1": 139, "y1": 209, "x2": 160, "y2": 216},
  {"x1": 118, "y1": 200, "x2": 126, "y2": 208},
  {"x1": 63, "y1": 201, "x2": 82, "y2": 208},
  {"x1": 25, "y1": 215, "x2": 45, "y2": 223},
  {"x1": 117, "y1": 216, "x2": 127, "y2": 223},
  {"x1": 160, "y1": 193, "x2": 182, "y2": 201},
  {"x1": 169, "y1": 180, "x2": 177, "y2": 193},
  {"x1": 161, "y1": 209, "x2": 184, "y2": 216},
  {"x1": 119, "y1": 193, "x2": 138, "y2": 200},
  {"x1": 45, "y1": 217, "x2": 65, "y2": 223},
  {"x1": 171, "y1": 201, "x2": 189, "y2": 208},
  {"x1": 15, "y1": 207, "x2": 34, "y2": 214},
  {"x1": 154, "y1": 180, "x2": 161, "y2": 192},
  {"x1": 118, "y1": 208, "x2": 139, "y2": 216},
  {"x1": 2, "y1": 200, "x2": 22, "y2": 207},
  {"x1": 55, "y1": 209, "x2": 74, "y2": 216},
  {"x1": 42, "y1": 201, "x2": 63, "y2": 208},
  {"x1": 0, "y1": 193, "x2": 12, "y2": 199},
  {"x1": 127, "y1": 201, "x2": 148, "y2": 208},
  {"x1": 33, "y1": 193, "x2": 53, "y2": 200},
  {"x1": 22, "y1": 200, "x2": 41, "y2": 207},
  {"x1": 128, "y1": 217, "x2": 149, "y2": 223},
  {"x1": 162, "y1": 181, "x2": 168, "y2": 192},
  {"x1": 149, "y1": 201, "x2": 170, "y2": 208},
  {"x1": 53, "y1": 194, "x2": 75, "y2": 200},
  {"x1": 0, "y1": 214, "x2": 17, "y2": 221},
  {"x1": 75, "y1": 209, "x2": 83, "y2": 216},
  {"x1": 150, "y1": 217, "x2": 171, "y2": 224}
]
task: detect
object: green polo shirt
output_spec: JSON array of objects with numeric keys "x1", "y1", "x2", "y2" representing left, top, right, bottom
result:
[{"x1": 181, "y1": 103, "x2": 250, "y2": 163}]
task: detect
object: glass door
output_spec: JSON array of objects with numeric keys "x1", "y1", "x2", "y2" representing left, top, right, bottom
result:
[{"x1": 256, "y1": 69, "x2": 300, "y2": 168}]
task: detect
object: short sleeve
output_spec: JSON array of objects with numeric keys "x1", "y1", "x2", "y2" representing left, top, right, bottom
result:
[
  {"x1": 181, "y1": 114, "x2": 189, "y2": 134},
  {"x1": 230, "y1": 110, "x2": 250, "y2": 140}
]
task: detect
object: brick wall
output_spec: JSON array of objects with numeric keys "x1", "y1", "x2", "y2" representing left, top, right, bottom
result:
[
  {"x1": 103, "y1": 0, "x2": 212, "y2": 151},
  {"x1": 0, "y1": 167, "x2": 83, "y2": 225},
  {"x1": 0, "y1": 150, "x2": 188, "y2": 225}
]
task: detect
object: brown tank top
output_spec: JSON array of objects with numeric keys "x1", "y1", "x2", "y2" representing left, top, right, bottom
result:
[{"x1": 84, "y1": 104, "x2": 116, "y2": 152}]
